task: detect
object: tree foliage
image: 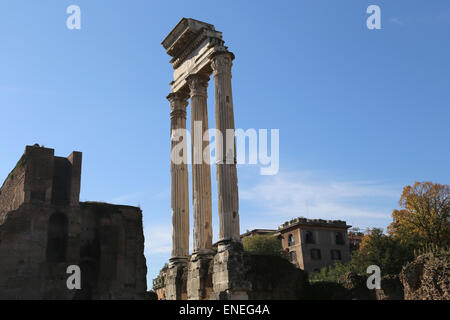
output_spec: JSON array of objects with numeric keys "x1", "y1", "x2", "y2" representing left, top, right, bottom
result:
[
  {"x1": 310, "y1": 228, "x2": 414, "y2": 282},
  {"x1": 242, "y1": 234, "x2": 282, "y2": 256},
  {"x1": 353, "y1": 228, "x2": 413, "y2": 275},
  {"x1": 309, "y1": 182, "x2": 450, "y2": 283},
  {"x1": 388, "y1": 182, "x2": 450, "y2": 247}
]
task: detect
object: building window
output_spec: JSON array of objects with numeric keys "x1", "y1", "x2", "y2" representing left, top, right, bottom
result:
[
  {"x1": 288, "y1": 234, "x2": 295, "y2": 246},
  {"x1": 335, "y1": 232, "x2": 345, "y2": 245},
  {"x1": 331, "y1": 249, "x2": 342, "y2": 260},
  {"x1": 310, "y1": 249, "x2": 321, "y2": 260},
  {"x1": 288, "y1": 250, "x2": 297, "y2": 263},
  {"x1": 305, "y1": 231, "x2": 315, "y2": 244}
]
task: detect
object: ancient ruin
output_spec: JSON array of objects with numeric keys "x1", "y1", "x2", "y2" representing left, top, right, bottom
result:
[
  {"x1": 162, "y1": 18, "x2": 249, "y2": 300},
  {"x1": 0, "y1": 145, "x2": 148, "y2": 299}
]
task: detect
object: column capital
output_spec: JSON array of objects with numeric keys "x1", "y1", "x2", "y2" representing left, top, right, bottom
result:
[
  {"x1": 210, "y1": 51, "x2": 235, "y2": 76},
  {"x1": 167, "y1": 92, "x2": 189, "y2": 119},
  {"x1": 186, "y1": 73, "x2": 210, "y2": 98}
]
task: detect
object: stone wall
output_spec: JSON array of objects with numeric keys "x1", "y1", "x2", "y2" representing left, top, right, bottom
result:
[
  {"x1": 245, "y1": 254, "x2": 308, "y2": 300},
  {"x1": 0, "y1": 145, "x2": 81, "y2": 224},
  {"x1": 400, "y1": 251, "x2": 450, "y2": 300},
  {"x1": 0, "y1": 146, "x2": 148, "y2": 300},
  {"x1": 0, "y1": 201, "x2": 148, "y2": 299},
  {"x1": 0, "y1": 155, "x2": 26, "y2": 224},
  {"x1": 78, "y1": 202, "x2": 148, "y2": 299},
  {"x1": 165, "y1": 248, "x2": 309, "y2": 300}
]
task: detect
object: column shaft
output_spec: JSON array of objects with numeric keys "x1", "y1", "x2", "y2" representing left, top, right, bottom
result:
[
  {"x1": 168, "y1": 92, "x2": 190, "y2": 260},
  {"x1": 188, "y1": 74, "x2": 213, "y2": 255},
  {"x1": 211, "y1": 52, "x2": 240, "y2": 242}
]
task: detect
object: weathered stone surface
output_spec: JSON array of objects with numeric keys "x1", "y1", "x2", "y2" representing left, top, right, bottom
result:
[
  {"x1": 211, "y1": 52, "x2": 241, "y2": 243},
  {"x1": 168, "y1": 93, "x2": 190, "y2": 261},
  {"x1": 0, "y1": 146, "x2": 148, "y2": 300},
  {"x1": 400, "y1": 251, "x2": 450, "y2": 300},
  {"x1": 211, "y1": 242, "x2": 251, "y2": 300},
  {"x1": 188, "y1": 74, "x2": 213, "y2": 255},
  {"x1": 245, "y1": 254, "x2": 308, "y2": 300},
  {"x1": 163, "y1": 19, "x2": 244, "y2": 300},
  {"x1": 0, "y1": 155, "x2": 26, "y2": 225},
  {"x1": 187, "y1": 254, "x2": 213, "y2": 300},
  {"x1": 187, "y1": 248, "x2": 308, "y2": 300},
  {"x1": 165, "y1": 261, "x2": 188, "y2": 300}
]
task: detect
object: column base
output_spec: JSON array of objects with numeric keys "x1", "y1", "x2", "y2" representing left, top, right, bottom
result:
[
  {"x1": 211, "y1": 240, "x2": 251, "y2": 300},
  {"x1": 169, "y1": 256, "x2": 189, "y2": 265},
  {"x1": 216, "y1": 238, "x2": 243, "y2": 252},
  {"x1": 187, "y1": 252, "x2": 214, "y2": 300},
  {"x1": 191, "y1": 248, "x2": 216, "y2": 259},
  {"x1": 165, "y1": 258, "x2": 188, "y2": 300}
]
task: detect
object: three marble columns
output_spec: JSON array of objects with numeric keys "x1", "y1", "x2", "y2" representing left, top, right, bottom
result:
[{"x1": 168, "y1": 51, "x2": 240, "y2": 264}]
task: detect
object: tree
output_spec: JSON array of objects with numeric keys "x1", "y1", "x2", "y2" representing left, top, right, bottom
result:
[
  {"x1": 354, "y1": 228, "x2": 413, "y2": 275},
  {"x1": 388, "y1": 182, "x2": 450, "y2": 248},
  {"x1": 310, "y1": 182, "x2": 450, "y2": 283},
  {"x1": 242, "y1": 234, "x2": 282, "y2": 256}
]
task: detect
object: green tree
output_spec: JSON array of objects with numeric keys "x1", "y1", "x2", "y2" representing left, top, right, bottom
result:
[
  {"x1": 388, "y1": 182, "x2": 450, "y2": 247},
  {"x1": 242, "y1": 234, "x2": 282, "y2": 256},
  {"x1": 353, "y1": 228, "x2": 413, "y2": 275},
  {"x1": 309, "y1": 228, "x2": 414, "y2": 283}
]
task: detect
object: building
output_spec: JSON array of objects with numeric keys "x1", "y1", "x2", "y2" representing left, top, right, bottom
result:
[
  {"x1": 277, "y1": 217, "x2": 351, "y2": 272},
  {"x1": 240, "y1": 229, "x2": 277, "y2": 239},
  {"x1": 0, "y1": 145, "x2": 148, "y2": 299},
  {"x1": 348, "y1": 231, "x2": 364, "y2": 253},
  {"x1": 152, "y1": 264, "x2": 168, "y2": 300}
]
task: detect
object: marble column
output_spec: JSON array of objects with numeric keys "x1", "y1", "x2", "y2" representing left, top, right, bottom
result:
[
  {"x1": 211, "y1": 51, "x2": 240, "y2": 243},
  {"x1": 168, "y1": 92, "x2": 190, "y2": 262},
  {"x1": 187, "y1": 73, "x2": 214, "y2": 256}
]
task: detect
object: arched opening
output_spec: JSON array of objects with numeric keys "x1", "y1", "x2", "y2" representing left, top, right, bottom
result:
[
  {"x1": 287, "y1": 234, "x2": 295, "y2": 246},
  {"x1": 46, "y1": 212, "x2": 68, "y2": 262}
]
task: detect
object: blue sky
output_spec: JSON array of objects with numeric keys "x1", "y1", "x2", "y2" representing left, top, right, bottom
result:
[{"x1": 1, "y1": 1, "x2": 449, "y2": 287}]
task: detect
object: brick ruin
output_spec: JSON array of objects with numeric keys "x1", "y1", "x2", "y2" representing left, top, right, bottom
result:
[{"x1": 0, "y1": 145, "x2": 148, "y2": 299}]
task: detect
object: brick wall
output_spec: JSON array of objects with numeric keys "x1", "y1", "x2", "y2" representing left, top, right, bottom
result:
[{"x1": 0, "y1": 155, "x2": 27, "y2": 224}]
